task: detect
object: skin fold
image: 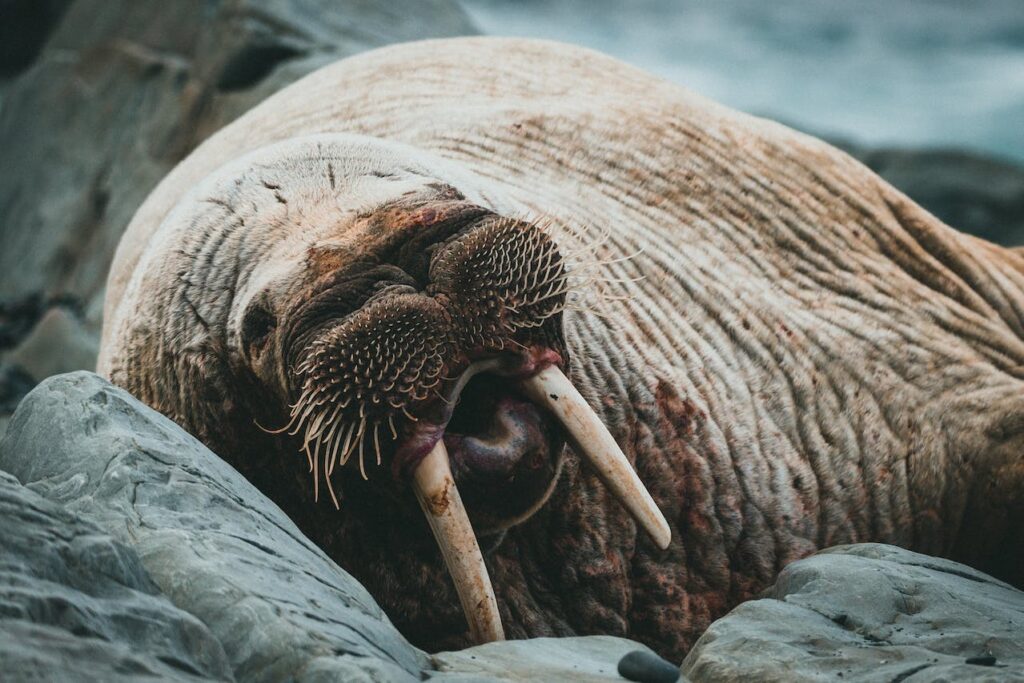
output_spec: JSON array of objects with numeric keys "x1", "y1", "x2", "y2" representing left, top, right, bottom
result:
[{"x1": 98, "y1": 38, "x2": 1024, "y2": 659}]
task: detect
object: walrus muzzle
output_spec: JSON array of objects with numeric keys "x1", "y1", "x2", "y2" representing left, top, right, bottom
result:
[{"x1": 284, "y1": 211, "x2": 671, "y2": 643}]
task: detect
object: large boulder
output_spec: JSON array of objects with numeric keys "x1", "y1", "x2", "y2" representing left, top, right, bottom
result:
[
  {"x1": 0, "y1": 0, "x2": 478, "y2": 434},
  {"x1": 682, "y1": 543, "x2": 1024, "y2": 682},
  {"x1": 0, "y1": 371, "x2": 655, "y2": 681}
]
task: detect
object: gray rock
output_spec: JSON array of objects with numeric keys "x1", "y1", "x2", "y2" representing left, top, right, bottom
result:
[
  {"x1": 0, "y1": 0, "x2": 478, "y2": 432},
  {"x1": 0, "y1": 371, "x2": 426, "y2": 681},
  {"x1": 0, "y1": 469, "x2": 232, "y2": 681},
  {"x1": 0, "y1": 371, "x2": 650, "y2": 681},
  {"x1": 5, "y1": 306, "x2": 98, "y2": 382},
  {"x1": 432, "y1": 636, "x2": 671, "y2": 682},
  {"x1": 682, "y1": 543, "x2": 1024, "y2": 682}
]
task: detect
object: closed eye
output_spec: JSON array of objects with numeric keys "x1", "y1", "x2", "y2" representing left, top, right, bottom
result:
[{"x1": 241, "y1": 302, "x2": 277, "y2": 356}]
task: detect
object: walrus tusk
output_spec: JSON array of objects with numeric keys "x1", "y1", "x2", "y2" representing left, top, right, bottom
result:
[
  {"x1": 521, "y1": 366, "x2": 672, "y2": 550},
  {"x1": 412, "y1": 440, "x2": 505, "y2": 643}
]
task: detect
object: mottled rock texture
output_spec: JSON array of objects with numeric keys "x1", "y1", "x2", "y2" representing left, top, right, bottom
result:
[
  {"x1": 0, "y1": 371, "x2": 653, "y2": 681},
  {"x1": 0, "y1": 469, "x2": 232, "y2": 681},
  {"x1": 0, "y1": 0, "x2": 477, "y2": 432},
  {"x1": 681, "y1": 543, "x2": 1024, "y2": 682},
  {"x1": 0, "y1": 371, "x2": 431, "y2": 680},
  {"x1": 3, "y1": 374, "x2": 1021, "y2": 681}
]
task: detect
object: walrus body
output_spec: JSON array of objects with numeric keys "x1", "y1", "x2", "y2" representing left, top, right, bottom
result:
[{"x1": 99, "y1": 38, "x2": 1024, "y2": 658}]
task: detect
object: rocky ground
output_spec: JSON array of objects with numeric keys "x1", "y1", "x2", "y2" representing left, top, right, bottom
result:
[
  {"x1": 2, "y1": 2, "x2": 1024, "y2": 681},
  {"x1": 3, "y1": 372, "x2": 1022, "y2": 681}
]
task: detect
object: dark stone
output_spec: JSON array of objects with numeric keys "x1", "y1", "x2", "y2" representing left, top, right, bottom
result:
[
  {"x1": 0, "y1": 363, "x2": 35, "y2": 414},
  {"x1": 618, "y1": 649, "x2": 681, "y2": 683},
  {"x1": 0, "y1": 0, "x2": 72, "y2": 79},
  {"x1": 682, "y1": 543, "x2": 1024, "y2": 682},
  {"x1": 216, "y1": 42, "x2": 305, "y2": 92},
  {"x1": 835, "y1": 143, "x2": 1024, "y2": 247},
  {"x1": 966, "y1": 656, "x2": 998, "y2": 667}
]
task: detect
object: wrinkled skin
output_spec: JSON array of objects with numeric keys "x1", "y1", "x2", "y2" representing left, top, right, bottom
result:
[{"x1": 99, "y1": 38, "x2": 1024, "y2": 659}]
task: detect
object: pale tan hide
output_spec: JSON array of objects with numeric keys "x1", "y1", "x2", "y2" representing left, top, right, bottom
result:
[{"x1": 99, "y1": 38, "x2": 1024, "y2": 655}]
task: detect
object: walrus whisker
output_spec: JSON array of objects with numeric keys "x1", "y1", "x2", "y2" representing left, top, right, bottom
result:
[
  {"x1": 311, "y1": 432, "x2": 327, "y2": 492},
  {"x1": 321, "y1": 410, "x2": 343, "y2": 460},
  {"x1": 432, "y1": 388, "x2": 454, "y2": 405},
  {"x1": 306, "y1": 409, "x2": 329, "y2": 442},
  {"x1": 373, "y1": 423, "x2": 382, "y2": 467},
  {"x1": 564, "y1": 249, "x2": 644, "y2": 269},
  {"x1": 568, "y1": 274, "x2": 647, "y2": 285},
  {"x1": 325, "y1": 421, "x2": 344, "y2": 477},
  {"x1": 288, "y1": 398, "x2": 319, "y2": 437},
  {"x1": 335, "y1": 422, "x2": 355, "y2": 472},
  {"x1": 302, "y1": 442, "x2": 314, "y2": 472},
  {"x1": 259, "y1": 390, "x2": 313, "y2": 435},
  {"x1": 312, "y1": 442, "x2": 320, "y2": 502},
  {"x1": 340, "y1": 424, "x2": 358, "y2": 467},
  {"x1": 325, "y1": 467, "x2": 341, "y2": 510},
  {"x1": 356, "y1": 419, "x2": 368, "y2": 481},
  {"x1": 255, "y1": 414, "x2": 297, "y2": 435}
]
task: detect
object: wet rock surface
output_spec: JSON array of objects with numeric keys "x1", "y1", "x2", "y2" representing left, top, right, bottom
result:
[
  {"x1": 0, "y1": 371, "x2": 430, "y2": 681},
  {"x1": 435, "y1": 636, "x2": 670, "y2": 681},
  {"x1": 5, "y1": 373, "x2": 1023, "y2": 681},
  {"x1": 0, "y1": 469, "x2": 232, "y2": 682},
  {"x1": 0, "y1": 371, "x2": 650, "y2": 681},
  {"x1": 681, "y1": 543, "x2": 1024, "y2": 682}
]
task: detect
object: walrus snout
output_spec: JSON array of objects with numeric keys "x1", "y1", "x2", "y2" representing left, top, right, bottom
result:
[
  {"x1": 274, "y1": 201, "x2": 669, "y2": 644},
  {"x1": 281, "y1": 212, "x2": 575, "y2": 499}
]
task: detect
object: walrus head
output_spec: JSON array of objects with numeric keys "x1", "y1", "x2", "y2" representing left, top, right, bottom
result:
[{"x1": 110, "y1": 134, "x2": 669, "y2": 643}]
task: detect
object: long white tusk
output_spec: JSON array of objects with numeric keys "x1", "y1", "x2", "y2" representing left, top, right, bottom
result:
[
  {"x1": 412, "y1": 440, "x2": 505, "y2": 643},
  {"x1": 521, "y1": 366, "x2": 672, "y2": 550}
]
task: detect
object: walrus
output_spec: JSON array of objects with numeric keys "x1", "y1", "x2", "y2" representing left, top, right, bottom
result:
[{"x1": 98, "y1": 37, "x2": 1024, "y2": 658}]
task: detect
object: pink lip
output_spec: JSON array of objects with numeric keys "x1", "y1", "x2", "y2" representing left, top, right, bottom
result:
[{"x1": 390, "y1": 346, "x2": 562, "y2": 479}]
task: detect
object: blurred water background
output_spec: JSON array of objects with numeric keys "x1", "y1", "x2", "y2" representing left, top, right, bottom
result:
[{"x1": 463, "y1": 0, "x2": 1024, "y2": 164}]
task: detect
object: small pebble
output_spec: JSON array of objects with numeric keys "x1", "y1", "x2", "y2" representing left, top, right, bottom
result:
[{"x1": 617, "y1": 650, "x2": 680, "y2": 683}]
